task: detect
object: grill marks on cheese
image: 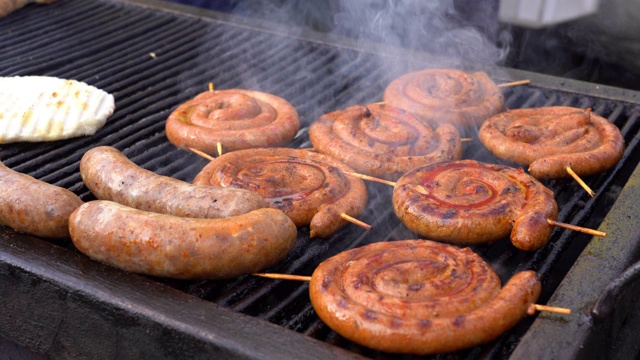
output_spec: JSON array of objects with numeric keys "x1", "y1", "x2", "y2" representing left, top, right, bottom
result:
[{"x1": 0, "y1": 76, "x2": 115, "y2": 143}]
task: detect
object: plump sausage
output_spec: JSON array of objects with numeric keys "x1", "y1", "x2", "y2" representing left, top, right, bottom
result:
[
  {"x1": 165, "y1": 89, "x2": 300, "y2": 156},
  {"x1": 309, "y1": 240, "x2": 541, "y2": 354},
  {"x1": 309, "y1": 103, "x2": 462, "y2": 181},
  {"x1": 193, "y1": 147, "x2": 368, "y2": 238},
  {"x1": 80, "y1": 146, "x2": 268, "y2": 218},
  {"x1": 383, "y1": 68, "x2": 504, "y2": 130},
  {"x1": 479, "y1": 106, "x2": 625, "y2": 179},
  {"x1": 1, "y1": 0, "x2": 57, "y2": 17},
  {"x1": 0, "y1": 161, "x2": 83, "y2": 238},
  {"x1": 69, "y1": 200, "x2": 297, "y2": 279},
  {"x1": 392, "y1": 160, "x2": 558, "y2": 251}
]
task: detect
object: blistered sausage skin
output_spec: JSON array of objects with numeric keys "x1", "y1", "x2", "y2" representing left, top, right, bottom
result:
[
  {"x1": 479, "y1": 106, "x2": 625, "y2": 179},
  {"x1": 309, "y1": 240, "x2": 541, "y2": 354},
  {"x1": 80, "y1": 146, "x2": 268, "y2": 218},
  {"x1": 393, "y1": 160, "x2": 558, "y2": 251},
  {"x1": 309, "y1": 103, "x2": 462, "y2": 181},
  {"x1": 0, "y1": 161, "x2": 83, "y2": 238},
  {"x1": 193, "y1": 148, "x2": 368, "y2": 238},
  {"x1": 69, "y1": 200, "x2": 297, "y2": 279}
]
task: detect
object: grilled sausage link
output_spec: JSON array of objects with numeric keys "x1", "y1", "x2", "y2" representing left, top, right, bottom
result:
[
  {"x1": 0, "y1": 161, "x2": 83, "y2": 238},
  {"x1": 309, "y1": 103, "x2": 462, "y2": 181},
  {"x1": 69, "y1": 200, "x2": 297, "y2": 279},
  {"x1": 479, "y1": 106, "x2": 625, "y2": 179},
  {"x1": 165, "y1": 89, "x2": 300, "y2": 156},
  {"x1": 309, "y1": 240, "x2": 541, "y2": 355},
  {"x1": 393, "y1": 160, "x2": 558, "y2": 251},
  {"x1": 383, "y1": 68, "x2": 504, "y2": 130},
  {"x1": 0, "y1": 0, "x2": 57, "y2": 17},
  {"x1": 193, "y1": 147, "x2": 368, "y2": 238},
  {"x1": 80, "y1": 146, "x2": 268, "y2": 218}
]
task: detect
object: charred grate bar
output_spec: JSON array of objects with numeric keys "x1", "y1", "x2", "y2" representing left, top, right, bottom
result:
[{"x1": 1, "y1": 0, "x2": 640, "y2": 359}]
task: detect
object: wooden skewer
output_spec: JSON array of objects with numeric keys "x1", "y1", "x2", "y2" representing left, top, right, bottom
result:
[
  {"x1": 461, "y1": 138, "x2": 473, "y2": 143},
  {"x1": 341, "y1": 213, "x2": 372, "y2": 231},
  {"x1": 498, "y1": 79, "x2": 530, "y2": 88},
  {"x1": 253, "y1": 273, "x2": 571, "y2": 315},
  {"x1": 547, "y1": 219, "x2": 606, "y2": 237},
  {"x1": 345, "y1": 172, "x2": 397, "y2": 187},
  {"x1": 189, "y1": 147, "x2": 215, "y2": 161},
  {"x1": 217, "y1": 142, "x2": 223, "y2": 157},
  {"x1": 209, "y1": 82, "x2": 214, "y2": 92},
  {"x1": 566, "y1": 166, "x2": 596, "y2": 198}
]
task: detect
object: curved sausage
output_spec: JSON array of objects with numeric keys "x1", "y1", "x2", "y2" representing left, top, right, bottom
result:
[
  {"x1": 309, "y1": 240, "x2": 541, "y2": 354},
  {"x1": 69, "y1": 200, "x2": 297, "y2": 279},
  {"x1": 80, "y1": 146, "x2": 268, "y2": 218},
  {"x1": 309, "y1": 103, "x2": 462, "y2": 181},
  {"x1": 383, "y1": 68, "x2": 504, "y2": 130},
  {"x1": 0, "y1": 161, "x2": 83, "y2": 238},
  {"x1": 165, "y1": 89, "x2": 300, "y2": 156},
  {"x1": 193, "y1": 147, "x2": 368, "y2": 238},
  {"x1": 392, "y1": 160, "x2": 558, "y2": 251},
  {"x1": 479, "y1": 106, "x2": 625, "y2": 179}
]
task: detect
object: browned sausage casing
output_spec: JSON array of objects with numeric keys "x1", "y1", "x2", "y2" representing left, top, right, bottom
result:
[
  {"x1": 193, "y1": 147, "x2": 368, "y2": 238},
  {"x1": 383, "y1": 68, "x2": 504, "y2": 129},
  {"x1": 309, "y1": 103, "x2": 462, "y2": 181},
  {"x1": 80, "y1": 146, "x2": 268, "y2": 218},
  {"x1": 165, "y1": 89, "x2": 300, "y2": 156},
  {"x1": 393, "y1": 160, "x2": 558, "y2": 251},
  {"x1": 69, "y1": 200, "x2": 297, "y2": 279},
  {"x1": 309, "y1": 240, "x2": 541, "y2": 354},
  {"x1": 0, "y1": 161, "x2": 83, "y2": 238},
  {"x1": 479, "y1": 106, "x2": 625, "y2": 179}
]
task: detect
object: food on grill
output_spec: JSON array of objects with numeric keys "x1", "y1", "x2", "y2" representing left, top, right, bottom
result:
[
  {"x1": 383, "y1": 68, "x2": 504, "y2": 129},
  {"x1": 0, "y1": 76, "x2": 114, "y2": 143},
  {"x1": 479, "y1": 106, "x2": 625, "y2": 179},
  {"x1": 0, "y1": 161, "x2": 83, "y2": 239},
  {"x1": 165, "y1": 89, "x2": 300, "y2": 156},
  {"x1": 193, "y1": 147, "x2": 368, "y2": 238},
  {"x1": 0, "y1": 0, "x2": 56, "y2": 17},
  {"x1": 308, "y1": 103, "x2": 462, "y2": 181},
  {"x1": 392, "y1": 160, "x2": 558, "y2": 251},
  {"x1": 309, "y1": 239, "x2": 541, "y2": 354},
  {"x1": 80, "y1": 146, "x2": 268, "y2": 218},
  {"x1": 69, "y1": 200, "x2": 297, "y2": 279}
]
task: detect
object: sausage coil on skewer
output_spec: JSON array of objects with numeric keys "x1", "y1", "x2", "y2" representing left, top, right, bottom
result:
[
  {"x1": 0, "y1": 161, "x2": 83, "y2": 239},
  {"x1": 309, "y1": 103, "x2": 462, "y2": 181},
  {"x1": 383, "y1": 68, "x2": 504, "y2": 129},
  {"x1": 393, "y1": 160, "x2": 558, "y2": 251},
  {"x1": 69, "y1": 201, "x2": 297, "y2": 280},
  {"x1": 193, "y1": 148, "x2": 368, "y2": 238},
  {"x1": 80, "y1": 146, "x2": 268, "y2": 218},
  {"x1": 165, "y1": 89, "x2": 300, "y2": 156},
  {"x1": 479, "y1": 106, "x2": 625, "y2": 179},
  {"x1": 309, "y1": 239, "x2": 541, "y2": 354}
]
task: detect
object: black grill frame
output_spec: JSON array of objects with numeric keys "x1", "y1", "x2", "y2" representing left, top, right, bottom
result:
[{"x1": 2, "y1": 1, "x2": 640, "y2": 359}]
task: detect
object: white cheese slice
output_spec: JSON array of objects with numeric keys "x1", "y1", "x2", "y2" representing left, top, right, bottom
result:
[{"x1": 0, "y1": 76, "x2": 115, "y2": 143}]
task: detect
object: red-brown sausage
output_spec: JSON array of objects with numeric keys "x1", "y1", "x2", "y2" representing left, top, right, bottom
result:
[
  {"x1": 69, "y1": 200, "x2": 297, "y2": 279},
  {"x1": 309, "y1": 103, "x2": 462, "y2": 181},
  {"x1": 165, "y1": 89, "x2": 300, "y2": 156},
  {"x1": 80, "y1": 146, "x2": 268, "y2": 218},
  {"x1": 309, "y1": 240, "x2": 541, "y2": 354},
  {"x1": 383, "y1": 68, "x2": 504, "y2": 129},
  {"x1": 392, "y1": 160, "x2": 558, "y2": 251},
  {"x1": 479, "y1": 106, "x2": 625, "y2": 179},
  {"x1": 0, "y1": 161, "x2": 83, "y2": 238}
]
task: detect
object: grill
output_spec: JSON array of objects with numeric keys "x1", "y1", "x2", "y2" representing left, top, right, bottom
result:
[{"x1": 2, "y1": 1, "x2": 640, "y2": 359}]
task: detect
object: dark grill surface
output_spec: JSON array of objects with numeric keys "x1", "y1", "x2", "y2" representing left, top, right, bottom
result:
[{"x1": 2, "y1": 1, "x2": 640, "y2": 359}]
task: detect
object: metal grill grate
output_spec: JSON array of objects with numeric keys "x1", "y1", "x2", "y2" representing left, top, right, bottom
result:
[{"x1": 1, "y1": 1, "x2": 640, "y2": 359}]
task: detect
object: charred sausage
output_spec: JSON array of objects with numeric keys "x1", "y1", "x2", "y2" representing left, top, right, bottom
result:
[
  {"x1": 479, "y1": 106, "x2": 625, "y2": 179},
  {"x1": 392, "y1": 160, "x2": 558, "y2": 251},
  {"x1": 69, "y1": 200, "x2": 297, "y2": 279},
  {"x1": 165, "y1": 89, "x2": 300, "y2": 156},
  {"x1": 309, "y1": 103, "x2": 462, "y2": 181},
  {"x1": 383, "y1": 68, "x2": 504, "y2": 130},
  {"x1": 80, "y1": 146, "x2": 268, "y2": 218},
  {"x1": 193, "y1": 147, "x2": 368, "y2": 238},
  {"x1": 309, "y1": 240, "x2": 541, "y2": 354},
  {"x1": 0, "y1": 161, "x2": 83, "y2": 238}
]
